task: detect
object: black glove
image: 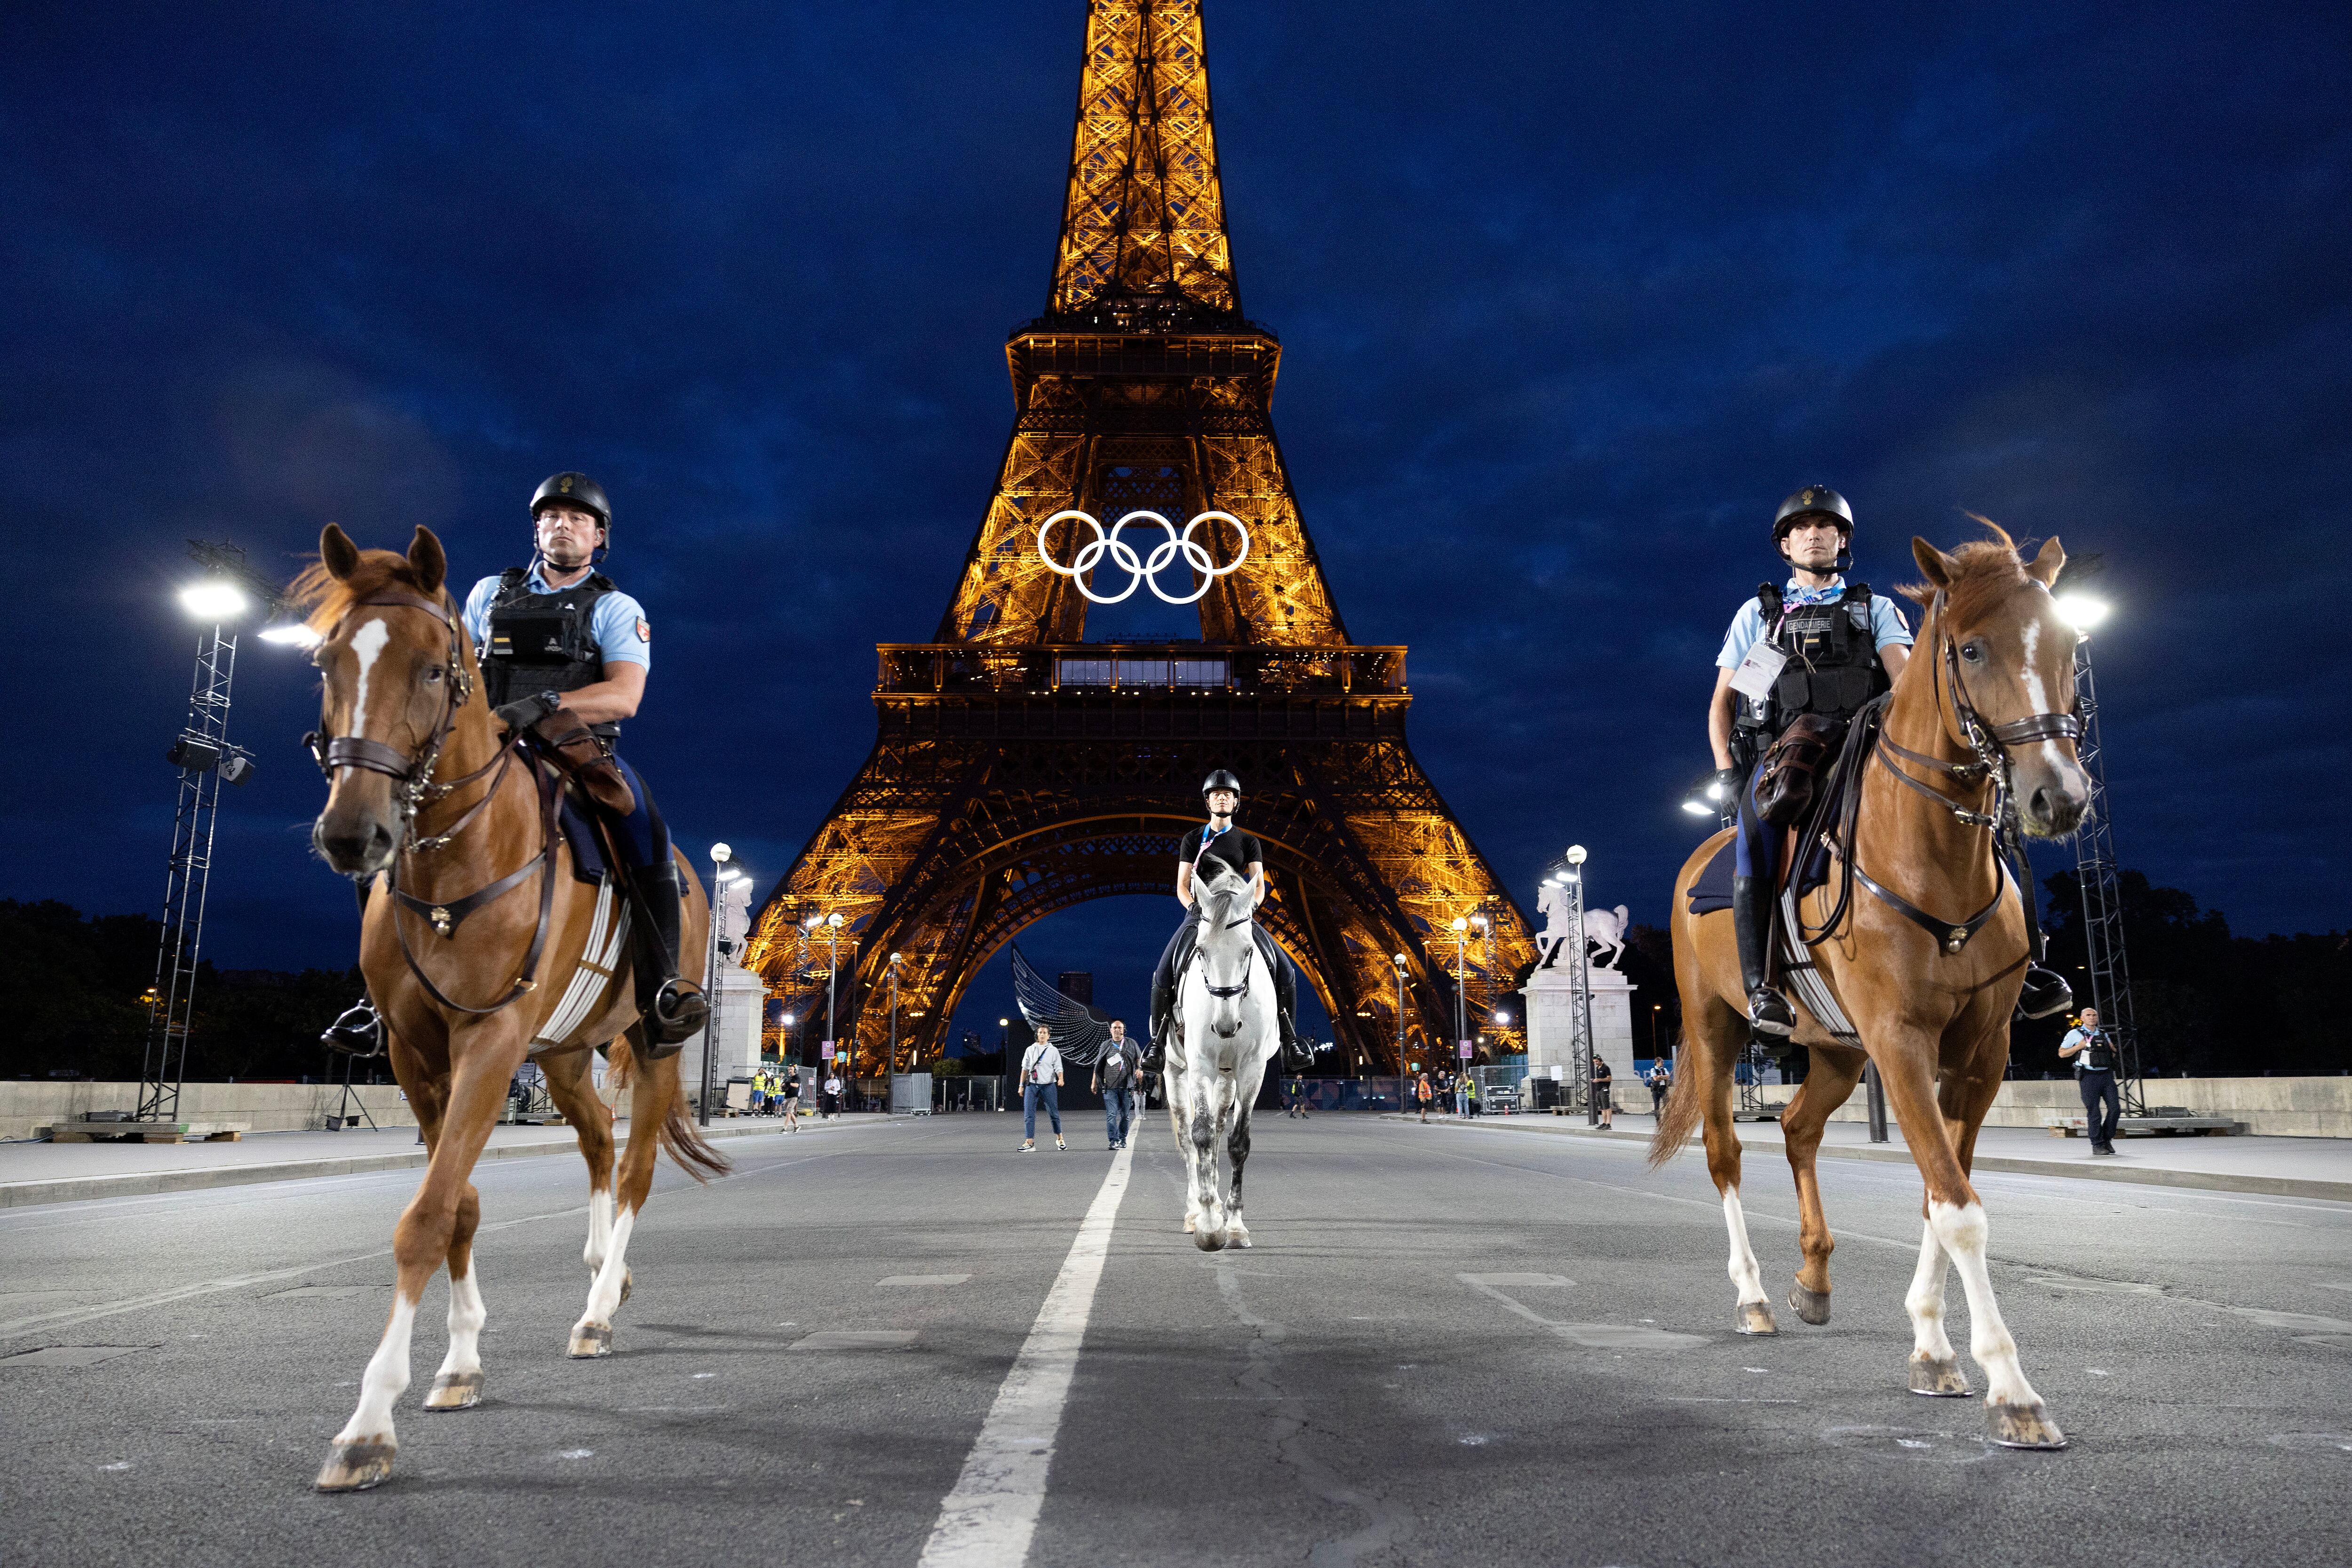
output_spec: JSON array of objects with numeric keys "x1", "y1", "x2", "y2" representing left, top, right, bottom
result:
[
  {"x1": 1709, "y1": 766, "x2": 1743, "y2": 806},
  {"x1": 493, "y1": 691, "x2": 562, "y2": 734}
]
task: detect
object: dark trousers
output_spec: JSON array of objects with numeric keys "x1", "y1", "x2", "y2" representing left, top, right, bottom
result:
[{"x1": 2078, "y1": 1069, "x2": 2121, "y2": 1147}]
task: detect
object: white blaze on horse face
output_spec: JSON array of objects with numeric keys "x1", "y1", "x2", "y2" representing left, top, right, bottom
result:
[
  {"x1": 348, "y1": 617, "x2": 390, "y2": 740},
  {"x1": 1722, "y1": 1189, "x2": 1767, "y2": 1305},
  {"x1": 334, "y1": 1292, "x2": 418, "y2": 1444},
  {"x1": 1927, "y1": 1199, "x2": 2042, "y2": 1409}
]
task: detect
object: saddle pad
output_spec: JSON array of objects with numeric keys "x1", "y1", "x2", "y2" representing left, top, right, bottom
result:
[
  {"x1": 558, "y1": 790, "x2": 609, "y2": 886},
  {"x1": 1684, "y1": 832, "x2": 1835, "y2": 917}
]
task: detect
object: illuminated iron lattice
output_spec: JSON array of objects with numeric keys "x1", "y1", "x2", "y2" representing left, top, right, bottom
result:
[{"x1": 745, "y1": 0, "x2": 1533, "y2": 1072}]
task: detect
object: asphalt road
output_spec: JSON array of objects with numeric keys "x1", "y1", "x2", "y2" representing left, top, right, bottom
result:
[{"x1": 3, "y1": 1111, "x2": 2348, "y2": 1567}]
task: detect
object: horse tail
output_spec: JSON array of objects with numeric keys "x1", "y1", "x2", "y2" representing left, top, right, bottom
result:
[
  {"x1": 608, "y1": 1035, "x2": 731, "y2": 1182},
  {"x1": 1648, "y1": 1033, "x2": 1704, "y2": 1167},
  {"x1": 658, "y1": 1089, "x2": 731, "y2": 1183}
]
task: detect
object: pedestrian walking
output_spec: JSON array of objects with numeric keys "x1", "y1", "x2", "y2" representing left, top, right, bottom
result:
[
  {"x1": 2059, "y1": 1007, "x2": 2122, "y2": 1155},
  {"x1": 779, "y1": 1067, "x2": 801, "y2": 1131},
  {"x1": 1416, "y1": 1072, "x2": 1434, "y2": 1124},
  {"x1": 1092, "y1": 1019, "x2": 1141, "y2": 1150},
  {"x1": 1454, "y1": 1071, "x2": 1469, "y2": 1119},
  {"x1": 1019, "y1": 1023, "x2": 1066, "y2": 1152},
  {"x1": 1592, "y1": 1055, "x2": 1615, "y2": 1128},
  {"x1": 1286, "y1": 1079, "x2": 1312, "y2": 1119},
  {"x1": 1646, "y1": 1057, "x2": 1672, "y2": 1117}
]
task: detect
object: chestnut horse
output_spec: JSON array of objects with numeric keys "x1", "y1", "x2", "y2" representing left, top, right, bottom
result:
[
  {"x1": 1656, "y1": 526, "x2": 2088, "y2": 1449},
  {"x1": 294, "y1": 525, "x2": 726, "y2": 1493}
]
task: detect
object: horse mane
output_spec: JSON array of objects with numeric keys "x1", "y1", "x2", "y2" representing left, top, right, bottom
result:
[
  {"x1": 284, "y1": 548, "x2": 444, "y2": 636},
  {"x1": 1898, "y1": 516, "x2": 2033, "y2": 628}
]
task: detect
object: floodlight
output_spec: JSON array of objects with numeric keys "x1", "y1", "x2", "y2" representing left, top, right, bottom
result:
[
  {"x1": 2054, "y1": 593, "x2": 2110, "y2": 631},
  {"x1": 258, "y1": 623, "x2": 323, "y2": 649},
  {"x1": 178, "y1": 580, "x2": 249, "y2": 622}
]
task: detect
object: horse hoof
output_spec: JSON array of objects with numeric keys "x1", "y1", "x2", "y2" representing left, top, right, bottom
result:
[
  {"x1": 1788, "y1": 1283, "x2": 1831, "y2": 1326},
  {"x1": 1735, "y1": 1301, "x2": 1778, "y2": 1336},
  {"x1": 313, "y1": 1437, "x2": 396, "y2": 1492},
  {"x1": 569, "y1": 1323, "x2": 613, "y2": 1359},
  {"x1": 1228, "y1": 1231, "x2": 1252, "y2": 1249},
  {"x1": 1182, "y1": 1214, "x2": 1197, "y2": 1234},
  {"x1": 1907, "y1": 1352, "x2": 1972, "y2": 1397},
  {"x1": 1192, "y1": 1226, "x2": 1225, "y2": 1252},
  {"x1": 1987, "y1": 1400, "x2": 2068, "y2": 1449},
  {"x1": 423, "y1": 1370, "x2": 483, "y2": 1410}
]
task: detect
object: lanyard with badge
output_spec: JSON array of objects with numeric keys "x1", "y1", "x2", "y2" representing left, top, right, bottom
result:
[
  {"x1": 1728, "y1": 597, "x2": 1803, "y2": 702},
  {"x1": 1192, "y1": 821, "x2": 1232, "y2": 876}
]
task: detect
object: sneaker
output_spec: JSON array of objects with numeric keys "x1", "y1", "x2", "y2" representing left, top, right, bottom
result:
[
  {"x1": 1055, "y1": 1138, "x2": 1067, "y2": 1151},
  {"x1": 1020, "y1": 1142, "x2": 1035, "y2": 1153}
]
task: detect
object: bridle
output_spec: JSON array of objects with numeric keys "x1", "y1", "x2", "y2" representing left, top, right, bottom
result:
[
  {"x1": 1796, "y1": 585, "x2": 2082, "y2": 958},
  {"x1": 1192, "y1": 896, "x2": 1257, "y2": 1029},
  {"x1": 305, "y1": 588, "x2": 555, "y2": 1014}
]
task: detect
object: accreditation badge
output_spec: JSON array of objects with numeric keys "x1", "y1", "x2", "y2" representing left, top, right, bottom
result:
[{"x1": 1728, "y1": 640, "x2": 1788, "y2": 701}]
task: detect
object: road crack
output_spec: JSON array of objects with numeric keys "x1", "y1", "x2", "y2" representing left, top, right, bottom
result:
[{"x1": 1212, "y1": 1259, "x2": 1413, "y2": 1567}]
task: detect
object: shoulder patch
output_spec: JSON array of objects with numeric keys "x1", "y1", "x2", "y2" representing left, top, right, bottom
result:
[{"x1": 635, "y1": 618, "x2": 650, "y2": 643}]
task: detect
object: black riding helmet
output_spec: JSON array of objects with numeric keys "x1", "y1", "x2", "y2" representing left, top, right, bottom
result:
[
  {"x1": 1773, "y1": 486, "x2": 1853, "y2": 573},
  {"x1": 532, "y1": 472, "x2": 612, "y2": 555},
  {"x1": 1201, "y1": 768, "x2": 1242, "y2": 800},
  {"x1": 1772, "y1": 485, "x2": 1852, "y2": 544}
]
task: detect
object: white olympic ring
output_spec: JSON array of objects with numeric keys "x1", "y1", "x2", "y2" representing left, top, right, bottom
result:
[{"x1": 1035, "y1": 509, "x2": 1251, "y2": 606}]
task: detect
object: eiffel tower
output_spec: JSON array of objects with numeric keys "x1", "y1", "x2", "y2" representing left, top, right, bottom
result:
[{"x1": 744, "y1": 0, "x2": 1534, "y2": 1075}]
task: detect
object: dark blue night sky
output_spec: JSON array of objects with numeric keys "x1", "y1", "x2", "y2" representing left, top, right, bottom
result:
[{"x1": 5, "y1": 2, "x2": 2347, "y2": 1043}]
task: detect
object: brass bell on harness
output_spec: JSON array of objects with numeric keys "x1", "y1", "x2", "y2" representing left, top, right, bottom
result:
[
  {"x1": 1945, "y1": 927, "x2": 1967, "y2": 954},
  {"x1": 430, "y1": 906, "x2": 454, "y2": 939}
]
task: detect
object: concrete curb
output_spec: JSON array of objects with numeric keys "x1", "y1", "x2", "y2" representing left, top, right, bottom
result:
[
  {"x1": 1380, "y1": 1114, "x2": 2352, "y2": 1204},
  {"x1": 0, "y1": 1116, "x2": 889, "y2": 1211}
]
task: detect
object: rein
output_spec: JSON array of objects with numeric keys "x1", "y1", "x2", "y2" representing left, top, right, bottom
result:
[{"x1": 308, "y1": 587, "x2": 556, "y2": 1015}]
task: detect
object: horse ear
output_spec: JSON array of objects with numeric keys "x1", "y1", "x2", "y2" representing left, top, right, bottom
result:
[
  {"x1": 1911, "y1": 536, "x2": 1955, "y2": 588},
  {"x1": 321, "y1": 524, "x2": 361, "y2": 581},
  {"x1": 407, "y1": 526, "x2": 447, "y2": 595},
  {"x1": 2025, "y1": 536, "x2": 2065, "y2": 588}
]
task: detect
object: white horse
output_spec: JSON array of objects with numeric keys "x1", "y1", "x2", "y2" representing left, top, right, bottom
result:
[
  {"x1": 1162, "y1": 864, "x2": 1280, "y2": 1250},
  {"x1": 1583, "y1": 903, "x2": 1629, "y2": 969}
]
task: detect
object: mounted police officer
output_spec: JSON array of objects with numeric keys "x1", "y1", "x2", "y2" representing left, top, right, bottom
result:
[
  {"x1": 1148, "y1": 770, "x2": 1304, "y2": 1067},
  {"x1": 321, "y1": 472, "x2": 708, "y2": 1052},
  {"x1": 1705, "y1": 487, "x2": 1914, "y2": 1037}
]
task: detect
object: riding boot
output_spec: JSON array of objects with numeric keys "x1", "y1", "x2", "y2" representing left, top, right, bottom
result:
[
  {"x1": 2017, "y1": 965, "x2": 2074, "y2": 1020},
  {"x1": 1732, "y1": 875, "x2": 1794, "y2": 1037},
  {"x1": 628, "y1": 863, "x2": 707, "y2": 1053},
  {"x1": 1271, "y1": 944, "x2": 1306, "y2": 1067},
  {"x1": 320, "y1": 995, "x2": 384, "y2": 1055}
]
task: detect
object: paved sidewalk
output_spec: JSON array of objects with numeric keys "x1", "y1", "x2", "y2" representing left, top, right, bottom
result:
[
  {"x1": 1390, "y1": 1111, "x2": 2352, "y2": 1202},
  {"x1": 0, "y1": 1112, "x2": 908, "y2": 1209}
]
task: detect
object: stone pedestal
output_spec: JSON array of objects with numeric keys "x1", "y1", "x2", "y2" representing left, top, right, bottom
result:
[
  {"x1": 679, "y1": 965, "x2": 768, "y2": 1107},
  {"x1": 1521, "y1": 962, "x2": 1637, "y2": 1085}
]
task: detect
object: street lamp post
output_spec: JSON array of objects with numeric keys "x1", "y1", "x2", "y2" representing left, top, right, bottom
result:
[
  {"x1": 698, "y1": 844, "x2": 734, "y2": 1127},
  {"x1": 1386, "y1": 958, "x2": 1402, "y2": 1093},
  {"x1": 824, "y1": 912, "x2": 845, "y2": 1108},
  {"x1": 887, "y1": 951, "x2": 903, "y2": 1115},
  {"x1": 1563, "y1": 846, "x2": 1599, "y2": 1127}
]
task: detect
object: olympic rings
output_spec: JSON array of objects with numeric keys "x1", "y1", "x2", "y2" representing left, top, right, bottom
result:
[{"x1": 1035, "y1": 509, "x2": 1251, "y2": 606}]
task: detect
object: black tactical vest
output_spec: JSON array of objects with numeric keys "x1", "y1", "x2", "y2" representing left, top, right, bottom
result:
[
  {"x1": 1732, "y1": 581, "x2": 1889, "y2": 744},
  {"x1": 480, "y1": 568, "x2": 623, "y2": 739}
]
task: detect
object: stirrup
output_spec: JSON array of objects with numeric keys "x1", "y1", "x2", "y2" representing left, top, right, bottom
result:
[
  {"x1": 321, "y1": 999, "x2": 384, "y2": 1056},
  {"x1": 1747, "y1": 985, "x2": 1795, "y2": 1037},
  {"x1": 2017, "y1": 966, "x2": 2074, "y2": 1021},
  {"x1": 644, "y1": 978, "x2": 708, "y2": 1048}
]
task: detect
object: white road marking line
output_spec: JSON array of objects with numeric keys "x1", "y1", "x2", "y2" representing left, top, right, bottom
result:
[{"x1": 918, "y1": 1142, "x2": 1133, "y2": 1568}]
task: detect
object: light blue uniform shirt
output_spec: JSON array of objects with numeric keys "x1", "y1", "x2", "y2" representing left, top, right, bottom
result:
[
  {"x1": 1716, "y1": 575, "x2": 1914, "y2": 669},
  {"x1": 462, "y1": 566, "x2": 651, "y2": 673}
]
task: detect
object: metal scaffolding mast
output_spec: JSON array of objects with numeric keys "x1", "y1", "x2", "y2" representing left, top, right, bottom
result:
[
  {"x1": 2070, "y1": 636, "x2": 2144, "y2": 1115},
  {"x1": 138, "y1": 618, "x2": 239, "y2": 1124}
]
